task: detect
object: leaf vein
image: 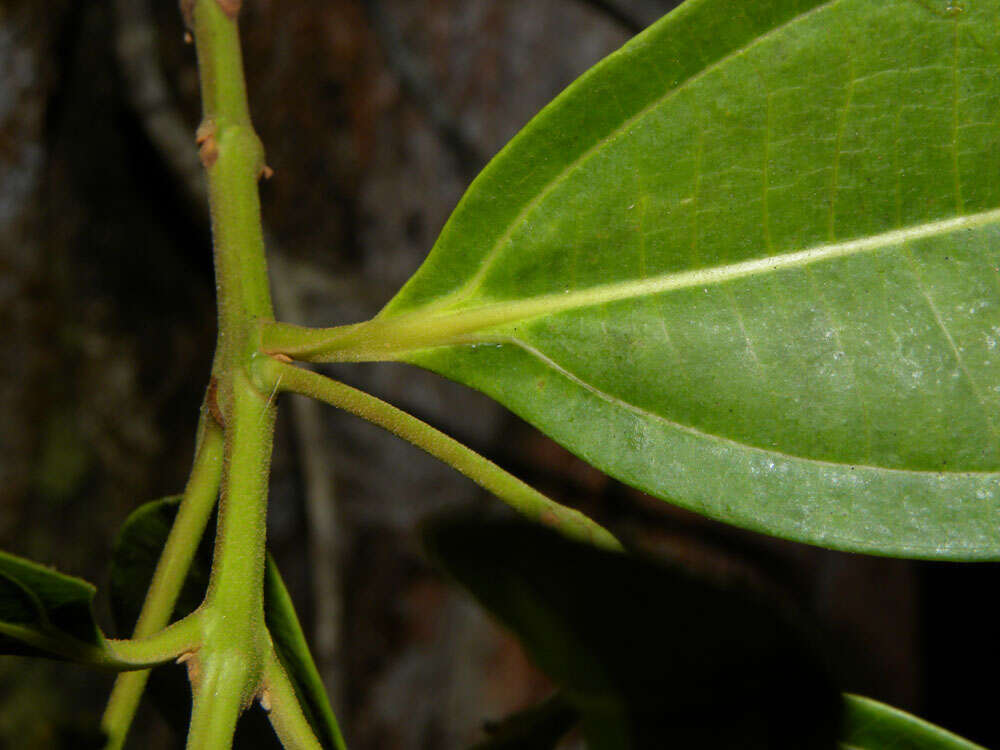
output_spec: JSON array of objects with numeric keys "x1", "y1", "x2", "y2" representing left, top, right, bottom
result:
[
  {"x1": 492, "y1": 334, "x2": 996, "y2": 478},
  {"x1": 904, "y1": 248, "x2": 999, "y2": 441},
  {"x1": 431, "y1": 207, "x2": 1000, "y2": 336},
  {"x1": 444, "y1": 0, "x2": 842, "y2": 304}
]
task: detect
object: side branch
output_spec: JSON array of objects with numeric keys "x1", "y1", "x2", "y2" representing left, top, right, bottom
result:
[
  {"x1": 101, "y1": 418, "x2": 225, "y2": 749},
  {"x1": 256, "y1": 357, "x2": 622, "y2": 552},
  {"x1": 261, "y1": 652, "x2": 328, "y2": 750},
  {"x1": 104, "y1": 611, "x2": 205, "y2": 668},
  {"x1": 0, "y1": 620, "x2": 193, "y2": 670}
]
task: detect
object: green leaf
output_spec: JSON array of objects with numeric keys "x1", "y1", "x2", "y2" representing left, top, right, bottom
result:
[
  {"x1": 308, "y1": 0, "x2": 1000, "y2": 559},
  {"x1": 1, "y1": 548, "x2": 108, "y2": 663},
  {"x1": 111, "y1": 497, "x2": 346, "y2": 749},
  {"x1": 264, "y1": 557, "x2": 348, "y2": 750},
  {"x1": 840, "y1": 694, "x2": 985, "y2": 749},
  {"x1": 423, "y1": 513, "x2": 842, "y2": 749},
  {"x1": 470, "y1": 693, "x2": 577, "y2": 750}
]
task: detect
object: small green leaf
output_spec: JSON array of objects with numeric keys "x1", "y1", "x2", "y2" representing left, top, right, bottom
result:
[
  {"x1": 311, "y1": 0, "x2": 1000, "y2": 559},
  {"x1": 111, "y1": 497, "x2": 346, "y2": 748},
  {"x1": 423, "y1": 513, "x2": 841, "y2": 749},
  {"x1": 840, "y1": 695, "x2": 985, "y2": 750},
  {"x1": 1, "y1": 548, "x2": 107, "y2": 663},
  {"x1": 470, "y1": 693, "x2": 577, "y2": 750}
]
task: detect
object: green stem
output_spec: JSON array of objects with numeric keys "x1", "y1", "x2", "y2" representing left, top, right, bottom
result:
[
  {"x1": 185, "y1": 651, "x2": 248, "y2": 750},
  {"x1": 192, "y1": 0, "x2": 273, "y2": 333},
  {"x1": 103, "y1": 612, "x2": 204, "y2": 666},
  {"x1": 190, "y1": 372, "x2": 276, "y2": 730},
  {"x1": 204, "y1": 378, "x2": 274, "y2": 608},
  {"x1": 179, "y1": 1, "x2": 284, "y2": 746},
  {"x1": 101, "y1": 418, "x2": 224, "y2": 749},
  {"x1": 0, "y1": 618, "x2": 194, "y2": 670},
  {"x1": 256, "y1": 357, "x2": 622, "y2": 552},
  {"x1": 261, "y1": 652, "x2": 326, "y2": 750}
]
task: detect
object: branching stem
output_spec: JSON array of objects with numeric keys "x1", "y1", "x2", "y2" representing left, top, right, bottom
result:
[
  {"x1": 103, "y1": 0, "x2": 620, "y2": 747},
  {"x1": 105, "y1": 1, "x2": 320, "y2": 748}
]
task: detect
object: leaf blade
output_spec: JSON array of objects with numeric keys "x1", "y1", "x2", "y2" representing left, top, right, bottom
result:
[
  {"x1": 840, "y1": 694, "x2": 986, "y2": 750},
  {"x1": 264, "y1": 555, "x2": 347, "y2": 750},
  {"x1": 355, "y1": 0, "x2": 1000, "y2": 558},
  {"x1": 0, "y1": 548, "x2": 110, "y2": 663},
  {"x1": 423, "y1": 513, "x2": 842, "y2": 749},
  {"x1": 381, "y1": 0, "x2": 837, "y2": 317}
]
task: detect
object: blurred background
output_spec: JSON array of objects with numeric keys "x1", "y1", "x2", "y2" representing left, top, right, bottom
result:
[{"x1": 1, "y1": 0, "x2": 998, "y2": 747}]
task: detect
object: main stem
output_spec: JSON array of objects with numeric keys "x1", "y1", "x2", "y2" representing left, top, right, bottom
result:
[
  {"x1": 102, "y1": 3, "x2": 327, "y2": 747},
  {"x1": 185, "y1": 0, "x2": 278, "y2": 746}
]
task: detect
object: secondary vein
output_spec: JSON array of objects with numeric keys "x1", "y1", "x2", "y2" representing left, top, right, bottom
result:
[{"x1": 422, "y1": 0, "x2": 840, "y2": 308}]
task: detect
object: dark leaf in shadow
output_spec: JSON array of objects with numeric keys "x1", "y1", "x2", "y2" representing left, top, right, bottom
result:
[{"x1": 424, "y1": 512, "x2": 841, "y2": 749}]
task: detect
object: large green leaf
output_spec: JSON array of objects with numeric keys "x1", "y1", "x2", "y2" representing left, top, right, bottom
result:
[
  {"x1": 840, "y1": 694, "x2": 985, "y2": 749},
  {"x1": 1, "y1": 548, "x2": 112, "y2": 664},
  {"x1": 300, "y1": 0, "x2": 1000, "y2": 558},
  {"x1": 423, "y1": 513, "x2": 842, "y2": 748},
  {"x1": 111, "y1": 498, "x2": 346, "y2": 749}
]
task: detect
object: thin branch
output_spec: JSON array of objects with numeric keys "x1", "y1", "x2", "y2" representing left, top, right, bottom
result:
[
  {"x1": 261, "y1": 652, "x2": 329, "y2": 750},
  {"x1": 100, "y1": 418, "x2": 224, "y2": 749},
  {"x1": 185, "y1": 654, "x2": 244, "y2": 750},
  {"x1": 103, "y1": 610, "x2": 205, "y2": 667},
  {"x1": 0, "y1": 622, "x2": 190, "y2": 670},
  {"x1": 258, "y1": 357, "x2": 623, "y2": 552},
  {"x1": 263, "y1": 560, "x2": 348, "y2": 749}
]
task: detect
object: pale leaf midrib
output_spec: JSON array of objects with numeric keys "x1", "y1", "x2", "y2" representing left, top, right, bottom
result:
[{"x1": 355, "y1": 206, "x2": 1000, "y2": 355}]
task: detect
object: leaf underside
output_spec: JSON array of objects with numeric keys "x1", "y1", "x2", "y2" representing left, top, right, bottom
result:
[
  {"x1": 840, "y1": 694, "x2": 986, "y2": 749},
  {"x1": 363, "y1": 0, "x2": 1000, "y2": 559},
  {"x1": 1, "y1": 548, "x2": 105, "y2": 660},
  {"x1": 423, "y1": 513, "x2": 841, "y2": 749},
  {"x1": 424, "y1": 515, "x2": 984, "y2": 749}
]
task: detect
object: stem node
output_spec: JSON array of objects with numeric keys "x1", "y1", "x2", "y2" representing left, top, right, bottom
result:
[
  {"x1": 217, "y1": 0, "x2": 242, "y2": 20},
  {"x1": 196, "y1": 120, "x2": 219, "y2": 168}
]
